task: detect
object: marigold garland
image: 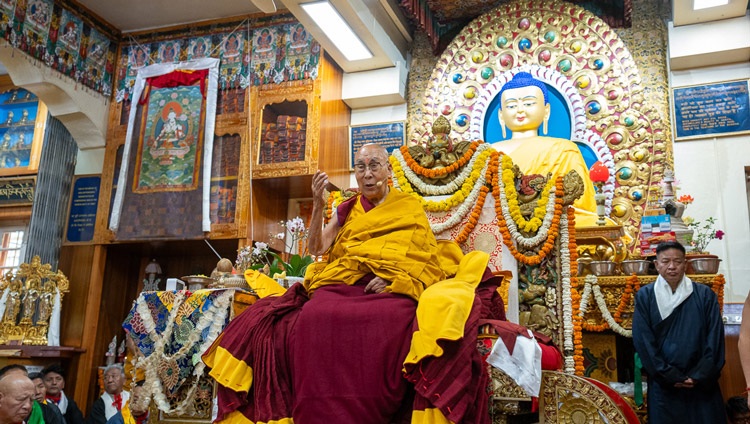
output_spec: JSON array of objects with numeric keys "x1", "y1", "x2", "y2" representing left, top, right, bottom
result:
[
  {"x1": 454, "y1": 156, "x2": 495, "y2": 244},
  {"x1": 399, "y1": 141, "x2": 480, "y2": 179},
  {"x1": 568, "y1": 207, "x2": 585, "y2": 375},
  {"x1": 392, "y1": 149, "x2": 492, "y2": 212},
  {"x1": 494, "y1": 174, "x2": 563, "y2": 266}
]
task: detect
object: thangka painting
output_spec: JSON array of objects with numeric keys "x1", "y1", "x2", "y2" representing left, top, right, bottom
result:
[
  {"x1": 122, "y1": 45, "x2": 151, "y2": 93},
  {"x1": 133, "y1": 75, "x2": 205, "y2": 193},
  {"x1": 0, "y1": 0, "x2": 116, "y2": 95},
  {"x1": 219, "y1": 32, "x2": 245, "y2": 89},
  {"x1": 109, "y1": 58, "x2": 219, "y2": 238},
  {"x1": 157, "y1": 40, "x2": 181, "y2": 64},
  {"x1": 80, "y1": 27, "x2": 110, "y2": 84},
  {"x1": 22, "y1": 0, "x2": 52, "y2": 55},
  {"x1": 188, "y1": 36, "x2": 211, "y2": 60},
  {"x1": 0, "y1": 0, "x2": 15, "y2": 31},
  {"x1": 285, "y1": 22, "x2": 318, "y2": 81},
  {"x1": 250, "y1": 26, "x2": 279, "y2": 85},
  {"x1": 54, "y1": 9, "x2": 82, "y2": 74}
]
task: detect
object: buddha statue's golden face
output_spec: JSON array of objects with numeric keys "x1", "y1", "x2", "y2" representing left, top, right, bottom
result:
[{"x1": 499, "y1": 85, "x2": 550, "y2": 135}]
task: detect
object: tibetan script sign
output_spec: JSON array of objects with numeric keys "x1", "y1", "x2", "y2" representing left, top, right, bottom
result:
[
  {"x1": 66, "y1": 175, "x2": 100, "y2": 243},
  {"x1": 0, "y1": 177, "x2": 34, "y2": 206},
  {"x1": 673, "y1": 80, "x2": 750, "y2": 140},
  {"x1": 350, "y1": 122, "x2": 404, "y2": 168}
]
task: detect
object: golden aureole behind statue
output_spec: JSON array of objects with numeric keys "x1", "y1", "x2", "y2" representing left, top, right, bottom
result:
[{"x1": 0, "y1": 255, "x2": 69, "y2": 346}]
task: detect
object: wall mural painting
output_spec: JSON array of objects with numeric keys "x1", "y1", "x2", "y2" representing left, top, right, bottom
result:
[
  {"x1": 0, "y1": 0, "x2": 116, "y2": 95},
  {"x1": 412, "y1": 0, "x2": 670, "y2": 245},
  {"x1": 133, "y1": 81, "x2": 205, "y2": 193}
]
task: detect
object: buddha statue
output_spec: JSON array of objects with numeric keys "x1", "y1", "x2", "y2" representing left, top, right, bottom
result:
[{"x1": 489, "y1": 72, "x2": 599, "y2": 224}]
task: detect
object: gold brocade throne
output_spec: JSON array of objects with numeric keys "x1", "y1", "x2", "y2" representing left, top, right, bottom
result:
[{"x1": 0, "y1": 256, "x2": 69, "y2": 345}]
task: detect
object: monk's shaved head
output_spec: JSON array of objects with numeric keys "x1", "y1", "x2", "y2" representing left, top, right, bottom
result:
[{"x1": 0, "y1": 373, "x2": 34, "y2": 424}]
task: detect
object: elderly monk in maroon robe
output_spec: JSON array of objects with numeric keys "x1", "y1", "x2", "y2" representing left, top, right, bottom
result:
[{"x1": 203, "y1": 144, "x2": 500, "y2": 424}]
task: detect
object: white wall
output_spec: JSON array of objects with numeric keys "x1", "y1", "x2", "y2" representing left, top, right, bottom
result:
[{"x1": 672, "y1": 63, "x2": 750, "y2": 303}]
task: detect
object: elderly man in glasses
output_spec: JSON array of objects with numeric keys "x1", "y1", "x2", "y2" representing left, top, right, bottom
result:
[{"x1": 206, "y1": 143, "x2": 502, "y2": 424}]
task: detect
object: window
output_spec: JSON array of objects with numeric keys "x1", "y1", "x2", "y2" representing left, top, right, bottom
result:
[{"x1": 0, "y1": 228, "x2": 25, "y2": 274}]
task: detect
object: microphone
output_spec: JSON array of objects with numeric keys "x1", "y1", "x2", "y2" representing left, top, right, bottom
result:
[{"x1": 376, "y1": 180, "x2": 384, "y2": 187}]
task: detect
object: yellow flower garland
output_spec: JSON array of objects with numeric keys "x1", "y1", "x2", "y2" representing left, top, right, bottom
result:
[
  {"x1": 390, "y1": 149, "x2": 492, "y2": 212},
  {"x1": 500, "y1": 155, "x2": 554, "y2": 233}
]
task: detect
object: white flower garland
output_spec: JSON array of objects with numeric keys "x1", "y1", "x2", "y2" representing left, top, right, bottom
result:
[
  {"x1": 393, "y1": 143, "x2": 492, "y2": 196},
  {"x1": 559, "y1": 211, "x2": 575, "y2": 373},
  {"x1": 496, "y1": 168, "x2": 557, "y2": 248},
  {"x1": 577, "y1": 275, "x2": 633, "y2": 338},
  {"x1": 429, "y1": 158, "x2": 490, "y2": 234},
  {"x1": 134, "y1": 289, "x2": 235, "y2": 415}
]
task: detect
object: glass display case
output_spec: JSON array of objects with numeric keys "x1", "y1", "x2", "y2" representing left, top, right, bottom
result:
[{"x1": 0, "y1": 88, "x2": 46, "y2": 176}]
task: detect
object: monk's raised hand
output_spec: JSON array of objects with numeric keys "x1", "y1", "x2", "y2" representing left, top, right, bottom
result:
[{"x1": 312, "y1": 170, "x2": 329, "y2": 205}]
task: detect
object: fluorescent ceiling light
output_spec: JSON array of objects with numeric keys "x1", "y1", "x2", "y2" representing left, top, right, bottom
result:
[
  {"x1": 301, "y1": 1, "x2": 373, "y2": 61},
  {"x1": 693, "y1": 0, "x2": 729, "y2": 10}
]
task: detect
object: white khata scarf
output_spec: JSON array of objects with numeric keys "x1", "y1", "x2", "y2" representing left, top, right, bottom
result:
[{"x1": 654, "y1": 274, "x2": 693, "y2": 320}]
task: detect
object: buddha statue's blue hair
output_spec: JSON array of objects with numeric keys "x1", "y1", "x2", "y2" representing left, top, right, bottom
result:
[{"x1": 498, "y1": 72, "x2": 549, "y2": 106}]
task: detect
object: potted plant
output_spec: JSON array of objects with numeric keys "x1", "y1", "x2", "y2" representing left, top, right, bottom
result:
[
  {"x1": 683, "y1": 216, "x2": 724, "y2": 274},
  {"x1": 236, "y1": 216, "x2": 313, "y2": 287}
]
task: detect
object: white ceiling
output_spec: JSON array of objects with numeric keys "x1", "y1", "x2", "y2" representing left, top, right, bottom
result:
[{"x1": 76, "y1": 0, "x2": 261, "y2": 32}]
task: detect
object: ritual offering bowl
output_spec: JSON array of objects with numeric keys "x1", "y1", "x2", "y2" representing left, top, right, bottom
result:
[
  {"x1": 688, "y1": 257, "x2": 721, "y2": 274},
  {"x1": 620, "y1": 260, "x2": 650, "y2": 275},
  {"x1": 589, "y1": 261, "x2": 616, "y2": 276},
  {"x1": 181, "y1": 275, "x2": 214, "y2": 291}
]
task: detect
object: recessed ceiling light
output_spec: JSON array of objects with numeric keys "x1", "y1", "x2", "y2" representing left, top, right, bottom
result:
[{"x1": 301, "y1": 1, "x2": 373, "y2": 61}]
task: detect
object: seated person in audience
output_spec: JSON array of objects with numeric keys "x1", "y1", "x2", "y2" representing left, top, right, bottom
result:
[
  {"x1": 28, "y1": 373, "x2": 64, "y2": 424},
  {"x1": 728, "y1": 395, "x2": 750, "y2": 424},
  {"x1": 86, "y1": 365, "x2": 129, "y2": 424},
  {"x1": 204, "y1": 144, "x2": 508, "y2": 423},
  {"x1": 0, "y1": 368, "x2": 34, "y2": 424},
  {"x1": 0, "y1": 365, "x2": 62, "y2": 424},
  {"x1": 105, "y1": 383, "x2": 148, "y2": 424},
  {"x1": 43, "y1": 364, "x2": 85, "y2": 424}
]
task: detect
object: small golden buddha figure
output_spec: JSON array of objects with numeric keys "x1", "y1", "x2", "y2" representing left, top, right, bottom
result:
[{"x1": 490, "y1": 72, "x2": 598, "y2": 222}]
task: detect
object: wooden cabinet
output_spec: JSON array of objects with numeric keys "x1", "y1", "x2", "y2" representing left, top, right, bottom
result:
[{"x1": 248, "y1": 54, "x2": 350, "y2": 247}]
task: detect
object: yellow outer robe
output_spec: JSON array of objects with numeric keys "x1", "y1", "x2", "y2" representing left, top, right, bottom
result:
[{"x1": 304, "y1": 189, "x2": 447, "y2": 301}]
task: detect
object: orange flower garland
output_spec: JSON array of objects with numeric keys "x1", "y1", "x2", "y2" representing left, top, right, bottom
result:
[
  {"x1": 454, "y1": 151, "x2": 497, "y2": 244},
  {"x1": 494, "y1": 174, "x2": 564, "y2": 266},
  {"x1": 568, "y1": 207, "x2": 585, "y2": 375},
  {"x1": 399, "y1": 141, "x2": 480, "y2": 179},
  {"x1": 324, "y1": 192, "x2": 336, "y2": 224}
]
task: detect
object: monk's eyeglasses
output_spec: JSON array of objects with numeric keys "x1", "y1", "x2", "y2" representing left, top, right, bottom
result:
[{"x1": 354, "y1": 162, "x2": 383, "y2": 174}]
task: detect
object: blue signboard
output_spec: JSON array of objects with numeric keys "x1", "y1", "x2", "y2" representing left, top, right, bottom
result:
[
  {"x1": 350, "y1": 122, "x2": 404, "y2": 167},
  {"x1": 66, "y1": 176, "x2": 100, "y2": 243},
  {"x1": 673, "y1": 80, "x2": 750, "y2": 139}
]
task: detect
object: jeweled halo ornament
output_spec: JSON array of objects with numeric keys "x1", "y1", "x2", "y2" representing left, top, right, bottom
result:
[{"x1": 412, "y1": 0, "x2": 669, "y2": 245}]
